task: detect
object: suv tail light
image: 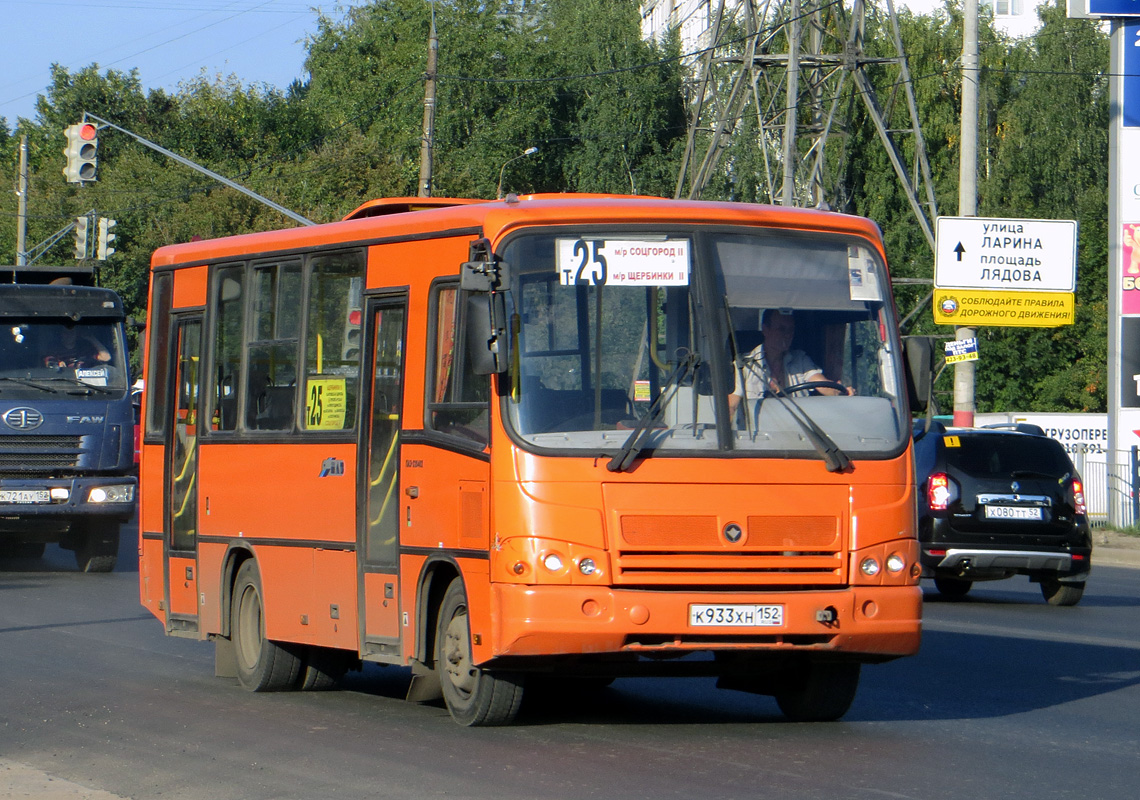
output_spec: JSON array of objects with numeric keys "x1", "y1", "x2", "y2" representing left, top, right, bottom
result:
[
  {"x1": 1068, "y1": 477, "x2": 1086, "y2": 516},
  {"x1": 928, "y1": 472, "x2": 958, "y2": 511}
]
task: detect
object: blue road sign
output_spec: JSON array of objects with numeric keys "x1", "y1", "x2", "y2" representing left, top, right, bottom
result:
[
  {"x1": 1087, "y1": 0, "x2": 1140, "y2": 16},
  {"x1": 1128, "y1": 21, "x2": 1140, "y2": 128}
]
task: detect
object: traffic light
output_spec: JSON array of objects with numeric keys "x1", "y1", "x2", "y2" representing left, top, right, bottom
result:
[
  {"x1": 62, "y1": 123, "x2": 98, "y2": 183},
  {"x1": 74, "y1": 216, "x2": 90, "y2": 259},
  {"x1": 97, "y1": 218, "x2": 117, "y2": 260}
]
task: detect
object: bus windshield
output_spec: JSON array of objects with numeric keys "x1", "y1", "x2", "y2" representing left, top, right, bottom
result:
[{"x1": 501, "y1": 228, "x2": 907, "y2": 459}]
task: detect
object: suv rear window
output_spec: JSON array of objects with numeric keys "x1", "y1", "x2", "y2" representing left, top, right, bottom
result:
[{"x1": 942, "y1": 434, "x2": 1070, "y2": 478}]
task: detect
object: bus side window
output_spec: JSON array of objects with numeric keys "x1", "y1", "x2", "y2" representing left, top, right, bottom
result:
[
  {"x1": 427, "y1": 284, "x2": 489, "y2": 445},
  {"x1": 302, "y1": 251, "x2": 364, "y2": 432},
  {"x1": 210, "y1": 268, "x2": 244, "y2": 432},
  {"x1": 245, "y1": 261, "x2": 301, "y2": 431}
]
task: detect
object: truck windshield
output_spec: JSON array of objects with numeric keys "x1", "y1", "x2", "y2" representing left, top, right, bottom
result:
[
  {"x1": 500, "y1": 228, "x2": 907, "y2": 460},
  {"x1": 0, "y1": 319, "x2": 128, "y2": 396}
]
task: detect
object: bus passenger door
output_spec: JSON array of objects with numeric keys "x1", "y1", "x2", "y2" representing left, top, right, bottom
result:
[
  {"x1": 164, "y1": 317, "x2": 202, "y2": 634},
  {"x1": 359, "y1": 298, "x2": 406, "y2": 654}
]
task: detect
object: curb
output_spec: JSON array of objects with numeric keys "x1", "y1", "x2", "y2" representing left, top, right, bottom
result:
[{"x1": 1093, "y1": 546, "x2": 1140, "y2": 569}]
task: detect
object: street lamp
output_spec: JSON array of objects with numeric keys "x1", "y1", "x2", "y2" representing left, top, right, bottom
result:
[{"x1": 497, "y1": 146, "x2": 538, "y2": 199}]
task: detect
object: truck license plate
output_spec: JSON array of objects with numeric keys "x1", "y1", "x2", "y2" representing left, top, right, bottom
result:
[
  {"x1": 984, "y1": 505, "x2": 1042, "y2": 520},
  {"x1": 689, "y1": 604, "x2": 784, "y2": 627},
  {"x1": 0, "y1": 489, "x2": 50, "y2": 504}
]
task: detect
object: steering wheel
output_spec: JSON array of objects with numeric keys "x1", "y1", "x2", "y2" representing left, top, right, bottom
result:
[{"x1": 780, "y1": 379, "x2": 849, "y2": 396}]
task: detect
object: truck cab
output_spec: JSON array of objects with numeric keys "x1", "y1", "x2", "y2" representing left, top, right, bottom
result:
[{"x1": 0, "y1": 269, "x2": 137, "y2": 571}]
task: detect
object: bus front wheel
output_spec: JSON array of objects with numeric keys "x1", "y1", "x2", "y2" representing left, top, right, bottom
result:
[
  {"x1": 231, "y1": 560, "x2": 303, "y2": 691},
  {"x1": 774, "y1": 661, "x2": 861, "y2": 722},
  {"x1": 436, "y1": 579, "x2": 524, "y2": 726}
]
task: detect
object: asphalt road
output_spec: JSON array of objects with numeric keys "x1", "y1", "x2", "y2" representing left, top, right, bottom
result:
[{"x1": 1, "y1": 528, "x2": 1138, "y2": 800}]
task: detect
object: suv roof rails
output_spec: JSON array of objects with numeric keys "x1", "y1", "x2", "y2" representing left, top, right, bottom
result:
[{"x1": 980, "y1": 422, "x2": 1046, "y2": 436}]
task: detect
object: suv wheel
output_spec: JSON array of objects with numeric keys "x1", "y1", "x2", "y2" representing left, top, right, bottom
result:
[
  {"x1": 1040, "y1": 578, "x2": 1084, "y2": 607},
  {"x1": 934, "y1": 576, "x2": 972, "y2": 600}
]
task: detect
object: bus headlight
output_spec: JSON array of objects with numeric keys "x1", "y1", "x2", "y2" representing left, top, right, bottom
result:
[
  {"x1": 495, "y1": 537, "x2": 609, "y2": 585},
  {"x1": 542, "y1": 552, "x2": 565, "y2": 572},
  {"x1": 860, "y1": 557, "x2": 881, "y2": 577},
  {"x1": 885, "y1": 553, "x2": 907, "y2": 573}
]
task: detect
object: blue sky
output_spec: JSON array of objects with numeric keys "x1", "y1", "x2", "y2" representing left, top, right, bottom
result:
[{"x1": 0, "y1": 0, "x2": 368, "y2": 128}]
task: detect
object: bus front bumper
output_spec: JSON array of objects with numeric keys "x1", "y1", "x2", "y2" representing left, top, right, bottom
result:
[{"x1": 488, "y1": 583, "x2": 922, "y2": 662}]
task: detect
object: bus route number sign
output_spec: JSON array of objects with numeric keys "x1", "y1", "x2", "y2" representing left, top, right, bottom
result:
[
  {"x1": 556, "y1": 238, "x2": 691, "y2": 286},
  {"x1": 306, "y1": 377, "x2": 348, "y2": 430}
]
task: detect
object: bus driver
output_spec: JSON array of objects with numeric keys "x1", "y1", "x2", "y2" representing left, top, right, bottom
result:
[{"x1": 728, "y1": 308, "x2": 852, "y2": 420}]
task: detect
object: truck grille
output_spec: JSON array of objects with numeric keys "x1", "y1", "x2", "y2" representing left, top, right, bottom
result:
[
  {"x1": 0, "y1": 435, "x2": 84, "y2": 471},
  {"x1": 615, "y1": 514, "x2": 846, "y2": 587}
]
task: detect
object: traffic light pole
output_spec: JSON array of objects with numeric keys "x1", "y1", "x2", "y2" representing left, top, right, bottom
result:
[{"x1": 81, "y1": 113, "x2": 315, "y2": 227}]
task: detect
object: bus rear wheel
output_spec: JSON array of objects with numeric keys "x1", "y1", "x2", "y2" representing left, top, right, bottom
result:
[
  {"x1": 774, "y1": 661, "x2": 861, "y2": 722},
  {"x1": 436, "y1": 580, "x2": 523, "y2": 726},
  {"x1": 231, "y1": 560, "x2": 303, "y2": 691}
]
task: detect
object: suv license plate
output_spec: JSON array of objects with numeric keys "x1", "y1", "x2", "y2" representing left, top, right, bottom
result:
[
  {"x1": 690, "y1": 604, "x2": 784, "y2": 627},
  {"x1": 985, "y1": 505, "x2": 1042, "y2": 520},
  {"x1": 0, "y1": 489, "x2": 50, "y2": 504}
]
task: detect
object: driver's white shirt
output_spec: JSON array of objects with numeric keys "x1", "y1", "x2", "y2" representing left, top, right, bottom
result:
[{"x1": 732, "y1": 344, "x2": 822, "y2": 399}]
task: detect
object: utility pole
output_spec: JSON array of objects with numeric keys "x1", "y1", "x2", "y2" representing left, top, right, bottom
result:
[
  {"x1": 16, "y1": 136, "x2": 28, "y2": 266},
  {"x1": 954, "y1": 0, "x2": 979, "y2": 427},
  {"x1": 418, "y1": 3, "x2": 439, "y2": 198}
]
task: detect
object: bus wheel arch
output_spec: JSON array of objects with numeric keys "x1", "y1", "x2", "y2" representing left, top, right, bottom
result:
[
  {"x1": 218, "y1": 543, "x2": 257, "y2": 640},
  {"x1": 412, "y1": 557, "x2": 462, "y2": 669}
]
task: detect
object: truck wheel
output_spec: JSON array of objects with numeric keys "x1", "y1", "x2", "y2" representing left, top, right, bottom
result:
[
  {"x1": 74, "y1": 521, "x2": 119, "y2": 573},
  {"x1": 436, "y1": 579, "x2": 524, "y2": 726},
  {"x1": 774, "y1": 661, "x2": 861, "y2": 722},
  {"x1": 1040, "y1": 578, "x2": 1084, "y2": 607},
  {"x1": 934, "y1": 577, "x2": 972, "y2": 600},
  {"x1": 230, "y1": 560, "x2": 303, "y2": 691}
]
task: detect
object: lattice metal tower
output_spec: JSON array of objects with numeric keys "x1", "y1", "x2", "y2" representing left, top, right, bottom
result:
[{"x1": 662, "y1": 0, "x2": 938, "y2": 249}]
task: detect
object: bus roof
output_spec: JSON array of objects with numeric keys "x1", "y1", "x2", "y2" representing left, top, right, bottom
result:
[{"x1": 150, "y1": 194, "x2": 885, "y2": 270}]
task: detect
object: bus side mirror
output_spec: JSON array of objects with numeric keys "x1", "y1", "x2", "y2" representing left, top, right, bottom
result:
[
  {"x1": 461, "y1": 238, "x2": 511, "y2": 375},
  {"x1": 903, "y1": 336, "x2": 934, "y2": 414},
  {"x1": 466, "y1": 292, "x2": 509, "y2": 375}
]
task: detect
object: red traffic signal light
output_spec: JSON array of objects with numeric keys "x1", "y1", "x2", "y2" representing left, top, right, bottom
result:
[{"x1": 63, "y1": 123, "x2": 98, "y2": 183}]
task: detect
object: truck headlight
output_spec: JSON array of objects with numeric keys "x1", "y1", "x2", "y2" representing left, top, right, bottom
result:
[{"x1": 88, "y1": 485, "x2": 134, "y2": 504}]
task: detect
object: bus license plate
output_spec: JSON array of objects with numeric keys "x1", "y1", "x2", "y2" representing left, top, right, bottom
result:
[
  {"x1": 0, "y1": 489, "x2": 50, "y2": 504},
  {"x1": 984, "y1": 505, "x2": 1042, "y2": 520},
  {"x1": 689, "y1": 604, "x2": 784, "y2": 627}
]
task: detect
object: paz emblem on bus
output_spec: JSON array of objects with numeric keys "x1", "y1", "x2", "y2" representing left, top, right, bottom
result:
[{"x1": 318, "y1": 457, "x2": 345, "y2": 477}]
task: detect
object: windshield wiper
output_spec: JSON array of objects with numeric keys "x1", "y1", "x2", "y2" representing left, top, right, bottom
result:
[
  {"x1": 0, "y1": 376, "x2": 60, "y2": 394},
  {"x1": 766, "y1": 386, "x2": 851, "y2": 473},
  {"x1": 33, "y1": 376, "x2": 113, "y2": 395},
  {"x1": 607, "y1": 351, "x2": 700, "y2": 473}
]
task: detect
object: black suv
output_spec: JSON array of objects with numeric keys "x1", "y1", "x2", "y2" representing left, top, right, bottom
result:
[{"x1": 912, "y1": 421, "x2": 1091, "y2": 605}]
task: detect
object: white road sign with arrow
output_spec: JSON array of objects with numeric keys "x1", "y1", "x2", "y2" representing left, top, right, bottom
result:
[{"x1": 934, "y1": 216, "x2": 1077, "y2": 292}]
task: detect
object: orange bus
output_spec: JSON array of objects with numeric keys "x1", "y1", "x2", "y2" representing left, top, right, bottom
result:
[{"x1": 139, "y1": 194, "x2": 922, "y2": 726}]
